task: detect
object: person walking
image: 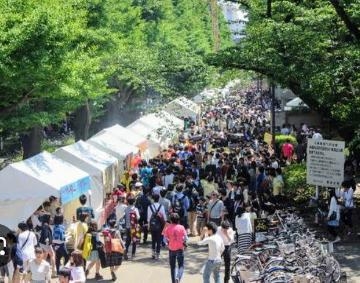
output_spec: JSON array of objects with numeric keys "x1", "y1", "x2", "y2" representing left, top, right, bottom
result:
[
  {"x1": 84, "y1": 221, "x2": 103, "y2": 281},
  {"x1": 327, "y1": 189, "x2": 341, "y2": 243},
  {"x1": 26, "y1": 247, "x2": 51, "y2": 283},
  {"x1": 124, "y1": 196, "x2": 140, "y2": 260},
  {"x1": 198, "y1": 222, "x2": 225, "y2": 283},
  {"x1": 340, "y1": 181, "x2": 354, "y2": 236},
  {"x1": 16, "y1": 222, "x2": 37, "y2": 271},
  {"x1": 217, "y1": 221, "x2": 235, "y2": 283},
  {"x1": 235, "y1": 208, "x2": 253, "y2": 254},
  {"x1": 163, "y1": 213, "x2": 188, "y2": 283},
  {"x1": 207, "y1": 191, "x2": 224, "y2": 227},
  {"x1": 147, "y1": 194, "x2": 166, "y2": 260}
]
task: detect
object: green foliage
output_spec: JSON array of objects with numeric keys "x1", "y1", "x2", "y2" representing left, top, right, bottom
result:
[
  {"x1": 0, "y1": 0, "x2": 234, "y2": 149},
  {"x1": 283, "y1": 163, "x2": 315, "y2": 204},
  {"x1": 348, "y1": 129, "x2": 360, "y2": 157},
  {"x1": 275, "y1": 134, "x2": 298, "y2": 147},
  {"x1": 213, "y1": 0, "x2": 360, "y2": 140}
]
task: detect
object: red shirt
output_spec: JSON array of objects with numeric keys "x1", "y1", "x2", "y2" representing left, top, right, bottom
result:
[{"x1": 163, "y1": 223, "x2": 187, "y2": 251}]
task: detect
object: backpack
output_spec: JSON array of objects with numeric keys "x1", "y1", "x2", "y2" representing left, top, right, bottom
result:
[
  {"x1": 172, "y1": 195, "x2": 186, "y2": 218},
  {"x1": 149, "y1": 205, "x2": 164, "y2": 232},
  {"x1": 81, "y1": 233, "x2": 92, "y2": 259},
  {"x1": 39, "y1": 225, "x2": 53, "y2": 245},
  {"x1": 53, "y1": 224, "x2": 65, "y2": 242}
]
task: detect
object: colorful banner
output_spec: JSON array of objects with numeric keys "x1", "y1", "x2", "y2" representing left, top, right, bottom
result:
[{"x1": 60, "y1": 176, "x2": 91, "y2": 204}]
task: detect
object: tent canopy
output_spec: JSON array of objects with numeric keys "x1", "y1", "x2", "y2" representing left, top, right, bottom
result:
[
  {"x1": 284, "y1": 97, "x2": 308, "y2": 111},
  {"x1": 54, "y1": 140, "x2": 118, "y2": 174},
  {"x1": 164, "y1": 96, "x2": 201, "y2": 122},
  {"x1": 53, "y1": 140, "x2": 118, "y2": 192},
  {"x1": 87, "y1": 132, "x2": 139, "y2": 160},
  {"x1": 127, "y1": 111, "x2": 183, "y2": 144},
  {"x1": 94, "y1": 124, "x2": 147, "y2": 149},
  {"x1": 0, "y1": 151, "x2": 91, "y2": 229}
]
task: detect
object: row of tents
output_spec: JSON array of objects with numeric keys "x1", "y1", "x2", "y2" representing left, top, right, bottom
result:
[{"x1": 0, "y1": 97, "x2": 203, "y2": 230}]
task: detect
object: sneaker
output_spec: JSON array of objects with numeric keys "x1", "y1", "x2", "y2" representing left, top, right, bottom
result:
[
  {"x1": 111, "y1": 271, "x2": 117, "y2": 282},
  {"x1": 124, "y1": 253, "x2": 129, "y2": 260},
  {"x1": 155, "y1": 253, "x2": 160, "y2": 260},
  {"x1": 95, "y1": 273, "x2": 103, "y2": 281},
  {"x1": 333, "y1": 236, "x2": 341, "y2": 243},
  {"x1": 131, "y1": 254, "x2": 136, "y2": 260}
]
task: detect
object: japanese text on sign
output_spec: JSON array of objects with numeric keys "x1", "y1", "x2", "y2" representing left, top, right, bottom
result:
[{"x1": 306, "y1": 139, "x2": 345, "y2": 187}]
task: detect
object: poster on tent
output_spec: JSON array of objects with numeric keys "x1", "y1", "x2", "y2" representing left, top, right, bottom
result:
[
  {"x1": 60, "y1": 176, "x2": 91, "y2": 205},
  {"x1": 306, "y1": 138, "x2": 345, "y2": 187}
]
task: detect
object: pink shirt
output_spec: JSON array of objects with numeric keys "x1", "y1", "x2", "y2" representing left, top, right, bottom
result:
[
  {"x1": 282, "y1": 143, "x2": 294, "y2": 158},
  {"x1": 163, "y1": 224, "x2": 187, "y2": 251}
]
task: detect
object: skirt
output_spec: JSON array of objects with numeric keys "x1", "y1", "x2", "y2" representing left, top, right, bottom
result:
[
  {"x1": 237, "y1": 233, "x2": 252, "y2": 254},
  {"x1": 107, "y1": 252, "x2": 123, "y2": 267}
]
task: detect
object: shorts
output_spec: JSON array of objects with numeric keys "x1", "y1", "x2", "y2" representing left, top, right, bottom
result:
[
  {"x1": 87, "y1": 250, "x2": 99, "y2": 262},
  {"x1": 39, "y1": 243, "x2": 53, "y2": 253}
]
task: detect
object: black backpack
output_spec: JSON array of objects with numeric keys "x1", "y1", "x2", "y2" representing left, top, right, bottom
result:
[
  {"x1": 149, "y1": 204, "x2": 164, "y2": 232},
  {"x1": 172, "y1": 195, "x2": 186, "y2": 218}
]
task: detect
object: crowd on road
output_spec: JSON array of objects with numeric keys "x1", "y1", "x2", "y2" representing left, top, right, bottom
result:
[{"x1": 1, "y1": 86, "x2": 356, "y2": 283}]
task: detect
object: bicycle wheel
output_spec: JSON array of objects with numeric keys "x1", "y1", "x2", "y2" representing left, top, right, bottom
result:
[
  {"x1": 231, "y1": 257, "x2": 261, "y2": 283},
  {"x1": 325, "y1": 257, "x2": 341, "y2": 282}
]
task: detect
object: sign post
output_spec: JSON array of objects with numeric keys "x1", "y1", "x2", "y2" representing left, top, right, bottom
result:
[{"x1": 306, "y1": 138, "x2": 345, "y2": 197}]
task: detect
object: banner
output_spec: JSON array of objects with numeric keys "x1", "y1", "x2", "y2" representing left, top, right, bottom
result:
[
  {"x1": 306, "y1": 138, "x2": 345, "y2": 187},
  {"x1": 60, "y1": 176, "x2": 91, "y2": 204}
]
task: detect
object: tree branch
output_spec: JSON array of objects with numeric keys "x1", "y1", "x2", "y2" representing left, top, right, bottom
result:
[
  {"x1": 0, "y1": 87, "x2": 37, "y2": 116},
  {"x1": 329, "y1": 0, "x2": 360, "y2": 41}
]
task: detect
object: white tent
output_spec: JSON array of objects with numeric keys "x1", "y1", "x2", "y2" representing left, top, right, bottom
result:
[
  {"x1": 193, "y1": 88, "x2": 220, "y2": 104},
  {"x1": 53, "y1": 140, "x2": 119, "y2": 194},
  {"x1": 95, "y1": 124, "x2": 161, "y2": 160},
  {"x1": 0, "y1": 151, "x2": 95, "y2": 229},
  {"x1": 127, "y1": 110, "x2": 183, "y2": 150},
  {"x1": 164, "y1": 96, "x2": 201, "y2": 123},
  {"x1": 284, "y1": 97, "x2": 308, "y2": 111},
  {"x1": 87, "y1": 132, "x2": 139, "y2": 173}
]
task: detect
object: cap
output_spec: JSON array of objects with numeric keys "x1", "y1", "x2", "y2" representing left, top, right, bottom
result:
[{"x1": 135, "y1": 182, "x2": 143, "y2": 187}]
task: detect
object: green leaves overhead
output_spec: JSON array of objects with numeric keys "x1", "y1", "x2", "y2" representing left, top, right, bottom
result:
[
  {"x1": 213, "y1": 0, "x2": 360, "y2": 139},
  {"x1": 0, "y1": 0, "x2": 233, "y2": 134}
]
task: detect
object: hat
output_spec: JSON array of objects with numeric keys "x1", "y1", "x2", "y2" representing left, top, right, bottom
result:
[{"x1": 135, "y1": 182, "x2": 143, "y2": 187}]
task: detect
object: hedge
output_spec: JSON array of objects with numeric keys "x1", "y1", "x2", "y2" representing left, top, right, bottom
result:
[{"x1": 283, "y1": 163, "x2": 315, "y2": 204}]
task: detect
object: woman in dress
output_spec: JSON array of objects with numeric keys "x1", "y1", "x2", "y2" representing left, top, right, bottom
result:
[{"x1": 235, "y1": 207, "x2": 253, "y2": 254}]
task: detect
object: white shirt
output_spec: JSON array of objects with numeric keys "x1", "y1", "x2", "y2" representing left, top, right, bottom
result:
[
  {"x1": 235, "y1": 213, "x2": 253, "y2": 234},
  {"x1": 70, "y1": 266, "x2": 86, "y2": 283},
  {"x1": 328, "y1": 196, "x2": 340, "y2": 221},
  {"x1": 17, "y1": 230, "x2": 37, "y2": 262},
  {"x1": 152, "y1": 185, "x2": 164, "y2": 196},
  {"x1": 216, "y1": 227, "x2": 235, "y2": 246},
  {"x1": 28, "y1": 259, "x2": 50, "y2": 281},
  {"x1": 115, "y1": 203, "x2": 127, "y2": 221},
  {"x1": 198, "y1": 234, "x2": 225, "y2": 261},
  {"x1": 163, "y1": 174, "x2": 174, "y2": 189},
  {"x1": 342, "y1": 188, "x2": 354, "y2": 208},
  {"x1": 147, "y1": 203, "x2": 167, "y2": 223}
]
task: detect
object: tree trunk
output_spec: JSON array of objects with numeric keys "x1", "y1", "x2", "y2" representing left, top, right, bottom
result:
[
  {"x1": 72, "y1": 100, "x2": 92, "y2": 141},
  {"x1": 21, "y1": 126, "x2": 43, "y2": 159}
]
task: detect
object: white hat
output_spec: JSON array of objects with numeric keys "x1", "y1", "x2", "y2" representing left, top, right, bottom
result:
[{"x1": 135, "y1": 182, "x2": 143, "y2": 187}]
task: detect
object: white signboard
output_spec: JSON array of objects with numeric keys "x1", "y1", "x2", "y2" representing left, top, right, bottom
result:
[{"x1": 306, "y1": 138, "x2": 345, "y2": 187}]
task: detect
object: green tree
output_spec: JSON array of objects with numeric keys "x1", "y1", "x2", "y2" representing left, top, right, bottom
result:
[{"x1": 211, "y1": 0, "x2": 360, "y2": 140}]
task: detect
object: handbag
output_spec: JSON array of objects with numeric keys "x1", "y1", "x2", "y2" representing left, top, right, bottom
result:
[
  {"x1": 329, "y1": 211, "x2": 337, "y2": 221},
  {"x1": 111, "y1": 238, "x2": 124, "y2": 254}
]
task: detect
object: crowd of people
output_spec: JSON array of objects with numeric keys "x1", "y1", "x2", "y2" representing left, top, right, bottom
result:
[{"x1": 1, "y1": 86, "x2": 357, "y2": 283}]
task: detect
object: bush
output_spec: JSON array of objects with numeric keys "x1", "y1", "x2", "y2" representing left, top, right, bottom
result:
[
  {"x1": 283, "y1": 163, "x2": 315, "y2": 205},
  {"x1": 275, "y1": 134, "x2": 298, "y2": 148}
]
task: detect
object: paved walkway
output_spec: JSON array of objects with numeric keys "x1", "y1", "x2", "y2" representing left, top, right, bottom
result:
[{"x1": 86, "y1": 238, "x2": 209, "y2": 283}]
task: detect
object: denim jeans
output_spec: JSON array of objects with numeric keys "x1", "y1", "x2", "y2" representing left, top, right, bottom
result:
[
  {"x1": 203, "y1": 259, "x2": 222, "y2": 283},
  {"x1": 169, "y1": 249, "x2": 184, "y2": 283}
]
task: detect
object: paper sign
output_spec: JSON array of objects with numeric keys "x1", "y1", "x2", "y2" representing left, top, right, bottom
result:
[{"x1": 306, "y1": 138, "x2": 345, "y2": 187}]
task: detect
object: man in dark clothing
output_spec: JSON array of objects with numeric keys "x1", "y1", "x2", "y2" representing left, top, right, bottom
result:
[
  {"x1": 76, "y1": 194, "x2": 94, "y2": 222},
  {"x1": 136, "y1": 189, "x2": 152, "y2": 244}
]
